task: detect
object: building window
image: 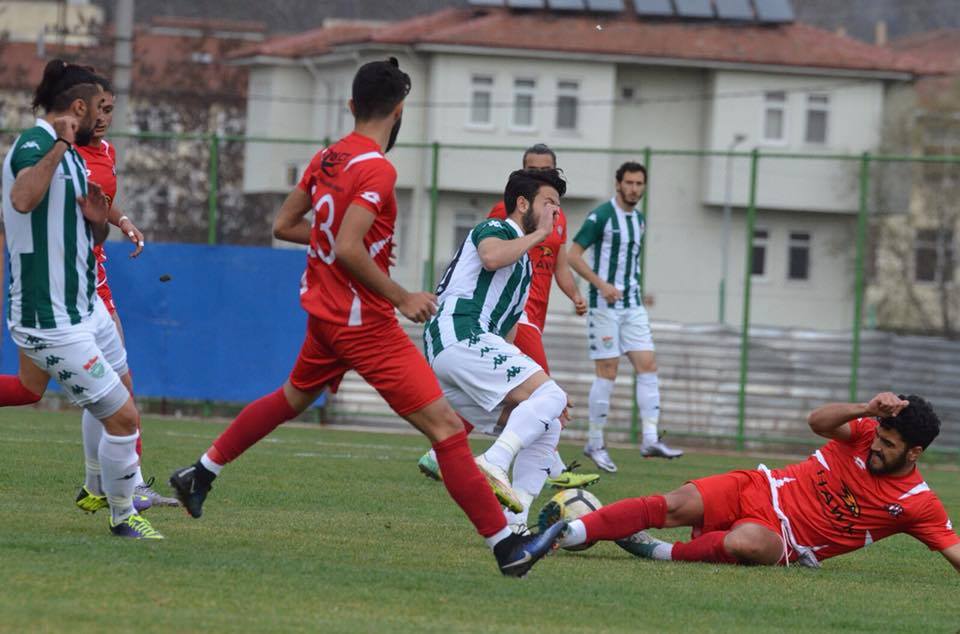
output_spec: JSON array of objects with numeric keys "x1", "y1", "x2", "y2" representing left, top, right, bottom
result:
[
  {"x1": 805, "y1": 94, "x2": 829, "y2": 144},
  {"x1": 915, "y1": 228, "x2": 955, "y2": 283},
  {"x1": 469, "y1": 75, "x2": 493, "y2": 125},
  {"x1": 788, "y1": 231, "x2": 811, "y2": 280},
  {"x1": 752, "y1": 228, "x2": 769, "y2": 277},
  {"x1": 454, "y1": 210, "x2": 480, "y2": 248},
  {"x1": 286, "y1": 164, "x2": 299, "y2": 187},
  {"x1": 763, "y1": 91, "x2": 786, "y2": 142},
  {"x1": 556, "y1": 80, "x2": 579, "y2": 131},
  {"x1": 512, "y1": 78, "x2": 535, "y2": 128}
]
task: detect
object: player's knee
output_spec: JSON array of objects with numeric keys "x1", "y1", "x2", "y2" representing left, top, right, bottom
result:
[
  {"x1": 725, "y1": 528, "x2": 782, "y2": 565},
  {"x1": 595, "y1": 361, "x2": 618, "y2": 380}
]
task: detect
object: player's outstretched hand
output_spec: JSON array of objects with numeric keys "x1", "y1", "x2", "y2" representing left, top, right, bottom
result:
[
  {"x1": 599, "y1": 282, "x2": 623, "y2": 304},
  {"x1": 119, "y1": 217, "x2": 145, "y2": 257},
  {"x1": 865, "y1": 392, "x2": 909, "y2": 418},
  {"x1": 78, "y1": 182, "x2": 109, "y2": 224},
  {"x1": 398, "y1": 291, "x2": 437, "y2": 323}
]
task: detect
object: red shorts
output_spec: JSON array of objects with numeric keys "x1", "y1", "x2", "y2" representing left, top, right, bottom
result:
[
  {"x1": 691, "y1": 469, "x2": 782, "y2": 537},
  {"x1": 513, "y1": 322, "x2": 548, "y2": 373},
  {"x1": 289, "y1": 315, "x2": 443, "y2": 417}
]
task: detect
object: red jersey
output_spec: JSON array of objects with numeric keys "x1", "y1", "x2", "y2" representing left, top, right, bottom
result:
[
  {"x1": 488, "y1": 202, "x2": 567, "y2": 332},
  {"x1": 297, "y1": 132, "x2": 398, "y2": 326},
  {"x1": 76, "y1": 140, "x2": 117, "y2": 289},
  {"x1": 771, "y1": 418, "x2": 958, "y2": 561}
]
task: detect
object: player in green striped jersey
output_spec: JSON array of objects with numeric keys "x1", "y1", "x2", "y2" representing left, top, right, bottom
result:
[
  {"x1": 569, "y1": 161, "x2": 682, "y2": 472},
  {"x1": 425, "y1": 168, "x2": 570, "y2": 524},
  {"x1": 1, "y1": 60, "x2": 161, "y2": 538}
]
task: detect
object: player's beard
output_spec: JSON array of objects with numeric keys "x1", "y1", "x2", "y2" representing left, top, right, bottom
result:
[
  {"x1": 617, "y1": 185, "x2": 641, "y2": 207},
  {"x1": 75, "y1": 110, "x2": 97, "y2": 147},
  {"x1": 385, "y1": 115, "x2": 402, "y2": 153},
  {"x1": 521, "y1": 203, "x2": 539, "y2": 234},
  {"x1": 867, "y1": 448, "x2": 908, "y2": 475}
]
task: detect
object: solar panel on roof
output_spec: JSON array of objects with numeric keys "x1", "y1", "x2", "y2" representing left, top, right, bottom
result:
[
  {"x1": 547, "y1": 0, "x2": 588, "y2": 9},
  {"x1": 507, "y1": 0, "x2": 546, "y2": 7},
  {"x1": 467, "y1": 0, "x2": 506, "y2": 6},
  {"x1": 586, "y1": 0, "x2": 626, "y2": 12},
  {"x1": 754, "y1": 0, "x2": 794, "y2": 22},
  {"x1": 632, "y1": 0, "x2": 674, "y2": 17},
  {"x1": 675, "y1": 0, "x2": 713, "y2": 18},
  {"x1": 714, "y1": 0, "x2": 754, "y2": 20}
]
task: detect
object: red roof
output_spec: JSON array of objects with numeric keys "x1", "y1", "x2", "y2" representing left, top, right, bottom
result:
[
  {"x1": 890, "y1": 30, "x2": 960, "y2": 106},
  {"x1": 234, "y1": 7, "x2": 932, "y2": 76}
]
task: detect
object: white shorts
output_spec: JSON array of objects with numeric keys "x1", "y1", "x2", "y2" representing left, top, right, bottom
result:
[
  {"x1": 10, "y1": 297, "x2": 128, "y2": 413},
  {"x1": 587, "y1": 306, "x2": 655, "y2": 360},
  {"x1": 430, "y1": 331, "x2": 543, "y2": 434}
]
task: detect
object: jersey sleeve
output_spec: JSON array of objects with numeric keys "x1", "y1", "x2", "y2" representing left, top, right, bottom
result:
[
  {"x1": 296, "y1": 150, "x2": 326, "y2": 194},
  {"x1": 573, "y1": 208, "x2": 605, "y2": 249},
  {"x1": 471, "y1": 218, "x2": 515, "y2": 247},
  {"x1": 10, "y1": 130, "x2": 53, "y2": 176},
  {"x1": 906, "y1": 495, "x2": 960, "y2": 551},
  {"x1": 350, "y1": 160, "x2": 396, "y2": 216},
  {"x1": 488, "y1": 202, "x2": 507, "y2": 220},
  {"x1": 844, "y1": 417, "x2": 878, "y2": 446}
]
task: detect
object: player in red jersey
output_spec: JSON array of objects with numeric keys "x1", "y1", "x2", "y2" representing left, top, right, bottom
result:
[
  {"x1": 541, "y1": 392, "x2": 960, "y2": 572},
  {"x1": 169, "y1": 58, "x2": 565, "y2": 576},
  {"x1": 0, "y1": 76, "x2": 172, "y2": 508}
]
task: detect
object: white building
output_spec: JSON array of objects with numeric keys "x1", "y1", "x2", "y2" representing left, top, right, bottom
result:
[{"x1": 231, "y1": 3, "x2": 922, "y2": 330}]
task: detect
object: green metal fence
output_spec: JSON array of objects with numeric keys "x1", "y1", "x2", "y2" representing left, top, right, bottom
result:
[{"x1": 2, "y1": 127, "x2": 959, "y2": 457}]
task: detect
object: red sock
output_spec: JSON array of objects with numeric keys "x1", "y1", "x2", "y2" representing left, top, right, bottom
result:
[
  {"x1": 0, "y1": 375, "x2": 42, "y2": 406},
  {"x1": 433, "y1": 431, "x2": 506, "y2": 538},
  {"x1": 581, "y1": 495, "x2": 667, "y2": 541},
  {"x1": 671, "y1": 531, "x2": 738, "y2": 564},
  {"x1": 458, "y1": 415, "x2": 474, "y2": 435},
  {"x1": 210, "y1": 388, "x2": 298, "y2": 464}
]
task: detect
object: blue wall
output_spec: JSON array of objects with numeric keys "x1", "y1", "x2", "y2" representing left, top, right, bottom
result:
[{"x1": 1, "y1": 242, "x2": 323, "y2": 404}]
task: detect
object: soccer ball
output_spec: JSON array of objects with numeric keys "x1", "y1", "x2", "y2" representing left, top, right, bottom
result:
[{"x1": 547, "y1": 488, "x2": 602, "y2": 551}]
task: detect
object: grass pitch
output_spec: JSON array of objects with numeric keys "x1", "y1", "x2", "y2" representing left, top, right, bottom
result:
[{"x1": 0, "y1": 409, "x2": 957, "y2": 633}]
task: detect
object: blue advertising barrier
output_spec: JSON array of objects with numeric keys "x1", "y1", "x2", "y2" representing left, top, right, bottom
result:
[{"x1": 1, "y1": 241, "x2": 327, "y2": 405}]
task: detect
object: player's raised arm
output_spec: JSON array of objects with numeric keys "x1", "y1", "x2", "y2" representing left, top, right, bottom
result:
[
  {"x1": 335, "y1": 203, "x2": 435, "y2": 323},
  {"x1": 10, "y1": 116, "x2": 75, "y2": 213},
  {"x1": 272, "y1": 187, "x2": 314, "y2": 245},
  {"x1": 807, "y1": 392, "x2": 909, "y2": 441}
]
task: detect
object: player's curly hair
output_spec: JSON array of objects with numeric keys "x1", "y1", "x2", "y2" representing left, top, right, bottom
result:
[
  {"x1": 878, "y1": 394, "x2": 940, "y2": 450},
  {"x1": 32, "y1": 59, "x2": 106, "y2": 113},
  {"x1": 616, "y1": 160, "x2": 647, "y2": 183},
  {"x1": 352, "y1": 56, "x2": 411, "y2": 121},
  {"x1": 504, "y1": 168, "x2": 567, "y2": 214}
]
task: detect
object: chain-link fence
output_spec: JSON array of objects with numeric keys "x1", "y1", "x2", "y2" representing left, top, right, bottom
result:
[{"x1": 1, "y1": 128, "x2": 958, "y2": 458}]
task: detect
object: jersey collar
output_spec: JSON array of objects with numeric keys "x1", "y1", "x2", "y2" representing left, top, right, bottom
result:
[
  {"x1": 611, "y1": 196, "x2": 637, "y2": 215},
  {"x1": 35, "y1": 117, "x2": 56, "y2": 139},
  {"x1": 505, "y1": 217, "x2": 524, "y2": 237}
]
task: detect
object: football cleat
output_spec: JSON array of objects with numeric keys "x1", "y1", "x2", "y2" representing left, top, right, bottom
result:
[
  {"x1": 536, "y1": 499, "x2": 563, "y2": 535},
  {"x1": 583, "y1": 445, "x2": 618, "y2": 473},
  {"x1": 75, "y1": 486, "x2": 152, "y2": 514},
  {"x1": 109, "y1": 513, "x2": 164, "y2": 539},
  {"x1": 417, "y1": 452, "x2": 442, "y2": 482},
  {"x1": 168, "y1": 464, "x2": 214, "y2": 519},
  {"x1": 475, "y1": 455, "x2": 524, "y2": 513},
  {"x1": 135, "y1": 476, "x2": 180, "y2": 507},
  {"x1": 616, "y1": 530, "x2": 670, "y2": 559},
  {"x1": 640, "y1": 441, "x2": 684, "y2": 459},
  {"x1": 494, "y1": 520, "x2": 566, "y2": 577},
  {"x1": 547, "y1": 459, "x2": 600, "y2": 489}
]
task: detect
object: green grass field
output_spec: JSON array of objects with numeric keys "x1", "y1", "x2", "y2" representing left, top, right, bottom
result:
[{"x1": 0, "y1": 409, "x2": 957, "y2": 633}]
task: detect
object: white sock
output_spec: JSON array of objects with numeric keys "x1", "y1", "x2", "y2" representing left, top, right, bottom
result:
[
  {"x1": 485, "y1": 526, "x2": 513, "y2": 549},
  {"x1": 636, "y1": 373, "x2": 660, "y2": 445},
  {"x1": 559, "y1": 519, "x2": 587, "y2": 548},
  {"x1": 511, "y1": 421, "x2": 561, "y2": 521},
  {"x1": 548, "y1": 450, "x2": 566, "y2": 477},
  {"x1": 99, "y1": 431, "x2": 140, "y2": 523},
  {"x1": 200, "y1": 452, "x2": 224, "y2": 475},
  {"x1": 588, "y1": 377, "x2": 614, "y2": 448},
  {"x1": 483, "y1": 381, "x2": 566, "y2": 472},
  {"x1": 650, "y1": 540, "x2": 674, "y2": 560},
  {"x1": 81, "y1": 409, "x2": 103, "y2": 494},
  {"x1": 133, "y1": 465, "x2": 146, "y2": 488}
]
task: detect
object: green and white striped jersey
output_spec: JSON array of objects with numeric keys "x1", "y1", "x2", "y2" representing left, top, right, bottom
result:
[
  {"x1": 424, "y1": 218, "x2": 532, "y2": 363},
  {"x1": 2, "y1": 119, "x2": 97, "y2": 329},
  {"x1": 573, "y1": 197, "x2": 646, "y2": 310}
]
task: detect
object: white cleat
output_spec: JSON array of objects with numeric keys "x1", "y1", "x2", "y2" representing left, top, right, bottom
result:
[
  {"x1": 475, "y1": 455, "x2": 524, "y2": 513},
  {"x1": 584, "y1": 445, "x2": 618, "y2": 473},
  {"x1": 640, "y1": 441, "x2": 684, "y2": 459}
]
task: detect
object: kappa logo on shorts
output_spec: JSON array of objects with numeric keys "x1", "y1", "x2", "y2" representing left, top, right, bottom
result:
[
  {"x1": 45, "y1": 355, "x2": 64, "y2": 368},
  {"x1": 506, "y1": 366, "x2": 523, "y2": 381},
  {"x1": 602, "y1": 336, "x2": 614, "y2": 349},
  {"x1": 83, "y1": 356, "x2": 106, "y2": 379},
  {"x1": 480, "y1": 346, "x2": 494, "y2": 357},
  {"x1": 492, "y1": 354, "x2": 508, "y2": 369},
  {"x1": 72, "y1": 385, "x2": 87, "y2": 395},
  {"x1": 58, "y1": 370, "x2": 76, "y2": 382}
]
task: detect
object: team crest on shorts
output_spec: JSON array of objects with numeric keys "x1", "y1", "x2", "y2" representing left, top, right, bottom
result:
[
  {"x1": 602, "y1": 336, "x2": 614, "y2": 349},
  {"x1": 885, "y1": 503, "x2": 904, "y2": 518},
  {"x1": 83, "y1": 355, "x2": 106, "y2": 379}
]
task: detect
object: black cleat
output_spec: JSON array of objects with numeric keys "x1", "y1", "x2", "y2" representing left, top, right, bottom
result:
[
  {"x1": 168, "y1": 463, "x2": 214, "y2": 518},
  {"x1": 494, "y1": 520, "x2": 566, "y2": 577}
]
